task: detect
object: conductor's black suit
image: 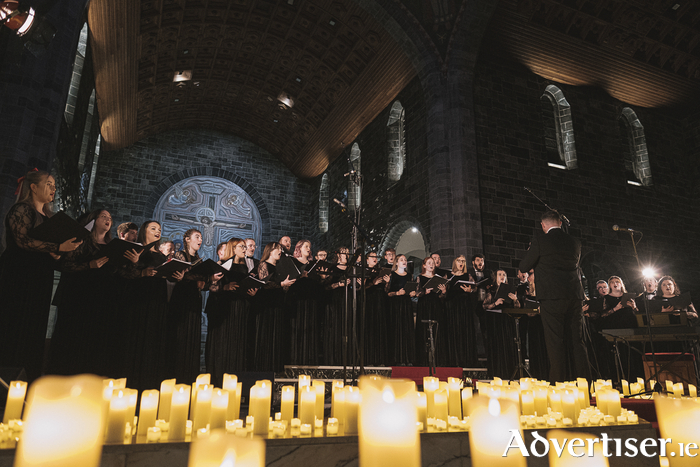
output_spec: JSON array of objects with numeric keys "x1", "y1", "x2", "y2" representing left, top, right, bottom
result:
[{"x1": 519, "y1": 226, "x2": 590, "y2": 382}]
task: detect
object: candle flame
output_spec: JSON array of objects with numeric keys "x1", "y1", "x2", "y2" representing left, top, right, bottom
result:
[
  {"x1": 118, "y1": 390, "x2": 124, "y2": 398},
  {"x1": 488, "y1": 397, "x2": 500, "y2": 416}
]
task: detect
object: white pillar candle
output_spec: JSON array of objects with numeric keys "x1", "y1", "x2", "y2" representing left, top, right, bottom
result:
[
  {"x1": 358, "y1": 378, "x2": 420, "y2": 467},
  {"x1": 533, "y1": 386, "x2": 548, "y2": 416},
  {"x1": 234, "y1": 382, "x2": 242, "y2": 421},
  {"x1": 621, "y1": 380, "x2": 630, "y2": 396},
  {"x1": 334, "y1": 387, "x2": 346, "y2": 425},
  {"x1": 169, "y1": 384, "x2": 191, "y2": 441},
  {"x1": 656, "y1": 396, "x2": 700, "y2": 467},
  {"x1": 562, "y1": 389, "x2": 577, "y2": 421},
  {"x1": 547, "y1": 429, "x2": 610, "y2": 466},
  {"x1": 3, "y1": 380, "x2": 27, "y2": 423},
  {"x1": 331, "y1": 380, "x2": 344, "y2": 418},
  {"x1": 249, "y1": 380, "x2": 272, "y2": 435},
  {"x1": 281, "y1": 385, "x2": 295, "y2": 423},
  {"x1": 299, "y1": 375, "x2": 311, "y2": 390},
  {"x1": 344, "y1": 386, "x2": 361, "y2": 434},
  {"x1": 191, "y1": 374, "x2": 211, "y2": 420},
  {"x1": 576, "y1": 378, "x2": 590, "y2": 408},
  {"x1": 188, "y1": 430, "x2": 265, "y2": 467},
  {"x1": 606, "y1": 390, "x2": 621, "y2": 418},
  {"x1": 461, "y1": 387, "x2": 473, "y2": 417},
  {"x1": 15, "y1": 375, "x2": 105, "y2": 467},
  {"x1": 433, "y1": 388, "x2": 448, "y2": 422},
  {"x1": 105, "y1": 390, "x2": 128, "y2": 444},
  {"x1": 222, "y1": 374, "x2": 238, "y2": 421},
  {"x1": 548, "y1": 389, "x2": 562, "y2": 413},
  {"x1": 469, "y1": 397, "x2": 526, "y2": 467},
  {"x1": 416, "y1": 392, "x2": 427, "y2": 428},
  {"x1": 137, "y1": 390, "x2": 159, "y2": 436},
  {"x1": 520, "y1": 390, "x2": 535, "y2": 416},
  {"x1": 193, "y1": 384, "x2": 213, "y2": 431},
  {"x1": 423, "y1": 376, "x2": 439, "y2": 419},
  {"x1": 210, "y1": 389, "x2": 229, "y2": 430},
  {"x1": 689, "y1": 384, "x2": 697, "y2": 398},
  {"x1": 313, "y1": 380, "x2": 325, "y2": 422},
  {"x1": 298, "y1": 385, "x2": 316, "y2": 426},
  {"x1": 125, "y1": 389, "x2": 138, "y2": 432},
  {"x1": 447, "y1": 377, "x2": 462, "y2": 418},
  {"x1": 673, "y1": 382, "x2": 684, "y2": 397},
  {"x1": 158, "y1": 379, "x2": 175, "y2": 422}
]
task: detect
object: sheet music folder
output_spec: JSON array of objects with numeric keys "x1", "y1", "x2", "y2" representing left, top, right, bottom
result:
[{"x1": 28, "y1": 211, "x2": 90, "y2": 244}]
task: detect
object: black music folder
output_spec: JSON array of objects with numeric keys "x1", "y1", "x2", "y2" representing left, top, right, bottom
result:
[
  {"x1": 434, "y1": 267, "x2": 451, "y2": 277},
  {"x1": 404, "y1": 281, "x2": 419, "y2": 294},
  {"x1": 644, "y1": 293, "x2": 693, "y2": 313},
  {"x1": 95, "y1": 239, "x2": 159, "y2": 265},
  {"x1": 422, "y1": 275, "x2": 449, "y2": 291},
  {"x1": 307, "y1": 260, "x2": 336, "y2": 276},
  {"x1": 584, "y1": 297, "x2": 605, "y2": 315},
  {"x1": 189, "y1": 258, "x2": 229, "y2": 277},
  {"x1": 155, "y1": 258, "x2": 192, "y2": 277},
  {"x1": 455, "y1": 277, "x2": 493, "y2": 289},
  {"x1": 276, "y1": 255, "x2": 301, "y2": 280},
  {"x1": 29, "y1": 211, "x2": 90, "y2": 244},
  {"x1": 494, "y1": 282, "x2": 516, "y2": 302},
  {"x1": 236, "y1": 275, "x2": 267, "y2": 295}
]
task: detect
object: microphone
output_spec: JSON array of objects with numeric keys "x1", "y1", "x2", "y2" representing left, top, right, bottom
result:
[
  {"x1": 612, "y1": 225, "x2": 638, "y2": 233},
  {"x1": 333, "y1": 198, "x2": 347, "y2": 211}
]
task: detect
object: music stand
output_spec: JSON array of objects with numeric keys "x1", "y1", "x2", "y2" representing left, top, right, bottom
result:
[{"x1": 503, "y1": 308, "x2": 538, "y2": 379}]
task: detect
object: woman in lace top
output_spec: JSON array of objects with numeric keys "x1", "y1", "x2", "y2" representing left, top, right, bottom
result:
[{"x1": 0, "y1": 170, "x2": 81, "y2": 381}]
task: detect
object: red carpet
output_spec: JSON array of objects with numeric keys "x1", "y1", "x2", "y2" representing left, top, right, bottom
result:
[{"x1": 391, "y1": 367, "x2": 464, "y2": 386}]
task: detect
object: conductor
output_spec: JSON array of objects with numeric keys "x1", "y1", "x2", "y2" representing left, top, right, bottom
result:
[{"x1": 519, "y1": 210, "x2": 590, "y2": 382}]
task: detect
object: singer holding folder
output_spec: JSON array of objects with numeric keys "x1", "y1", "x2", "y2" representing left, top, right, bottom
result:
[{"x1": 0, "y1": 170, "x2": 81, "y2": 382}]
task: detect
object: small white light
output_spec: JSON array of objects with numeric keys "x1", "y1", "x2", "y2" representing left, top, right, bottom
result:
[
  {"x1": 329, "y1": 19, "x2": 336, "y2": 26},
  {"x1": 17, "y1": 7, "x2": 35, "y2": 35},
  {"x1": 173, "y1": 70, "x2": 192, "y2": 82},
  {"x1": 627, "y1": 180, "x2": 642, "y2": 186},
  {"x1": 547, "y1": 162, "x2": 567, "y2": 170},
  {"x1": 411, "y1": 227, "x2": 418, "y2": 233},
  {"x1": 672, "y1": 4, "x2": 681, "y2": 10},
  {"x1": 642, "y1": 268, "x2": 655, "y2": 278}
]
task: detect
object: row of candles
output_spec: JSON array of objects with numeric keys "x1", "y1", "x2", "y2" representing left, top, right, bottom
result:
[{"x1": 2, "y1": 373, "x2": 699, "y2": 467}]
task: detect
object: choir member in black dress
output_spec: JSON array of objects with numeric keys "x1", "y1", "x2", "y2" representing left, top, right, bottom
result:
[
  {"x1": 657, "y1": 275, "x2": 698, "y2": 321},
  {"x1": 167, "y1": 228, "x2": 222, "y2": 384},
  {"x1": 482, "y1": 269, "x2": 519, "y2": 379},
  {"x1": 205, "y1": 238, "x2": 255, "y2": 385},
  {"x1": 591, "y1": 276, "x2": 642, "y2": 380},
  {"x1": 415, "y1": 256, "x2": 449, "y2": 366},
  {"x1": 381, "y1": 248, "x2": 396, "y2": 268},
  {"x1": 444, "y1": 255, "x2": 479, "y2": 367},
  {"x1": 325, "y1": 247, "x2": 350, "y2": 365},
  {"x1": 315, "y1": 249, "x2": 328, "y2": 261},
  {"x1": 122, "y1": 220, "x2": 172, "y2": 391},
  {"x1": 279, "y1": 236, "x2": 292, "y2": 255},
  {"x1": 0, "y1": 170, "x2": 81, "y2": 382},
  {"x1": 253, "y1": 242, "x2": 295, "y2": 371},
  {"x1": 362, "y1": 251, "x2": 389, "y2": 366},
  {"x1": 244, "y1": 237, "x2": 259, "y2": 272},
  {"x1": 288, "y1": 239, "x2": 327, "y2": 365},
  {"x1": 467, "y1": 253, "x2": 491, "y2": 358},
  {"x1": 50, "y1": 209, "x2": 139, "y2": 377},
  {"x1": 385, "y1": 254, "x2": 416, "y2": 365},
  {"x1": 522, "y1": 270, "x2": 549, "y2": 380}
]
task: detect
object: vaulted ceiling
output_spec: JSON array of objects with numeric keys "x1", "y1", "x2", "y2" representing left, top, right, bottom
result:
[
  {"x1": 88, "y1": 0, "x2": 700, "y2": 182},
  {"x1": 88, "y1": 0, "x2": 416, "y2": 180}
]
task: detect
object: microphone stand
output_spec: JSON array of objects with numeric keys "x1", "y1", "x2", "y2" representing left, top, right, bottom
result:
[
  {"x1": 623, "y1": 229, "x2": 660, "y2": 389},
  {"x1": 523, "y1": 187, "x2": 571, "y2": 233}
]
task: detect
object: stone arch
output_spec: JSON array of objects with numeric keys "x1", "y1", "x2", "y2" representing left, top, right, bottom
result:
[
  {"x1": 619, "y1": 107, "x2": 652, "y2": 187},
  {"x1": 541, "y1": 85, "x2": 578, "y2": 170},
  {"x1": 348, "y1": 143, "x2": 362, "y2": 211},
  {"x1": 144, "y1": 166, "x2": 271, "y2": 245},
  {"x1": 387, "y1": 100, "x2": 406, "y2": 185},
  {"x1": 379, "y1": 217, "x2": 430, "y2": 257},
  {"x1": 319, "y1": 173, "x2": 329, "y2": 233}
]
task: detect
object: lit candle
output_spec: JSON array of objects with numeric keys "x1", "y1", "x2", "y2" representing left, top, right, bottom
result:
[
  {"x1": 281, "y1": 386, "x2": 295, "y2": 423},
  {"x1": 313, "y1": 380, "x2": 325, "y2": 422},
  {"x1": 234, "y1": 382, "x2": 242, "y2": 420},
  {"x1": 158, "y1": 379, "x2": 176, "y2": 422},
  {"x1": 194, "y1": 384, "x2": 213, "y2": 431},
  {"x1": 299, "y1": 375, "x2": 311, "y2": 390},
  {"x1": 520, "y1": 390, "x2": 535, "y2": 416},
  {"x1": 358, "y1": 378, "x2": 420, "y2": 467},
  {"x1": 447, "y1": 378, "x2": 462, "y2": 418},
  {"x1": 433, "y1": 388, "x2": 448, "y2": 422},
  {"x1": 105, "y1": 390, "x2": 128, "y2": 444},
  {"x1": 469, "y1": 397, "x2": 526, "y2": 467},
  {"x1": 576, "y1": 378, "x2": 590, "y2": 408},
  {"x1": 15, "y1": 375, "x2": 105, "y2": 467},
  {"x1": 249, "y1": 380, "x2": 272, "y2": 435},
  {"x1": 344, "y1": 386, "x2": 361, "y2": 434},
  {"x1": 606, "y1": 390, "x2": 621, "y2": 418},
  {"x1": 125, "y1": 389, "x2": 138, "y2": 432},
  {"x1": 334, "y1": 387, "x2": 346, "y2": 425},
  {"x1": 533, "y1": 386, "x2": 548, "y2": 416},
  {"x1": 690, "y1": 384, "x2": 697, "y2": 398},
  {"x1": 299, "y1": 385, "x2": 316, "y2": 426},
  {"x1": 416, "y1": 392, "x2": 427, "y2": 429},
  {"x1": 423, "y1": 377, "x2": 439, "y2": 419},
  {"x1": 665, "y1": 380, "x2": 674, "y2": 393},
  {"x1": 188, "y1": 429, "x2": 265, "y2": 467},
  {"x1": 222, "y1": 374, "x2": 238, "y2": 421},
  {"x1": 210, "y1": 389, "x2": 229, "y2": 430},
  {"x1": 461, "y1": 387, "x2": 473, "y2": 417},
  {"x1": 547, "y1": 429, "x2": 610, "y2": 466},
  {"x1": 596, "y1": 389, "x2": 608, "y2": 415},
  {"x1": 191, "y1": 374, "x2": 211, "y2": 420},
  {"x1": 548, "y1": 389, "x2": 562, "y2": 413},
  {"x1": 169, "y1": 384, "x2": 191, "y2": 441},
  {"x1": 3, "y1": 380, "x2": 27, "y2": 423},
  {"x1": 655, "y1": 396, "x2": 700, "y2": 467},
  {"x1": 137, "y1": 390, "x2": 159, "y2": 436},
  {"x1": 331, "y1": 380, "x2": 344, "y2": 418},
  {"x1": 562, "y1": 390, "x2": 577, "y2": 421},
  {"x1": 673, "y1": 382, "x2": 684, "y2": 397},
  {"x1": 621, "y1": 380, "x2": 630, "y2": 396}
]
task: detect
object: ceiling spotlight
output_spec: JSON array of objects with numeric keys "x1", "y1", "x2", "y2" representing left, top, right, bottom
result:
[
  {"x1": 277, "y1": 91, "x2": 294, "y2": 109},
  {"x1": 642, "y1": 267, "x2": 656, "y2": 278},
  {"x1": 411, "y1": 227, "x2": 418, "y2": 233},
  {"x1": 1, "y1": 1, "x2": 55, "y2": 56},
  {"x1": 173, "y1": 70, "x2": 192, "y2": 82}
]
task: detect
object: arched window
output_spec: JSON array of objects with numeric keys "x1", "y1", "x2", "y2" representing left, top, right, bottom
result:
[
  {"x1": 540, "y1": 85, "x2": 578, "y2": 170},
  {"x1": 319, "y1": 173, "x2": 329, "y2": 233},
  {"x1": 619, "y1": 107, "x2": 652, "y2": 187},
  {"x1": 387, "y1": 100, "x2": 405, "y2": 184},
  {"x1": 348, "y1": 143, "x2": 361, "y2": 211},
  {"x1": 64, "y1": 22, "x2": 89, "y2": 125}
]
